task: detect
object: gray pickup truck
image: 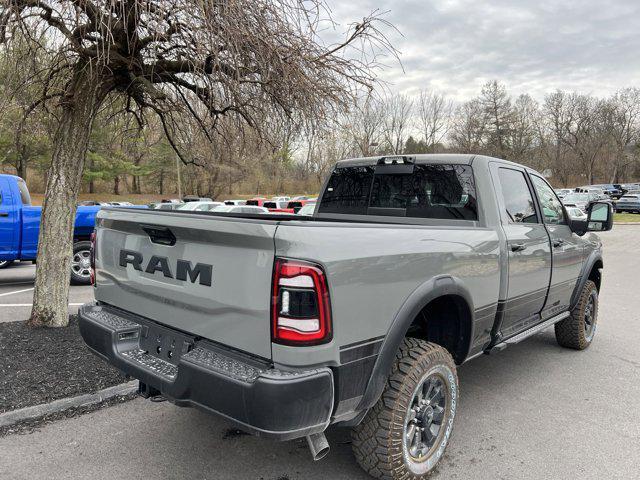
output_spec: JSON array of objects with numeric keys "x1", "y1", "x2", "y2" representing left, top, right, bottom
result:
[{"x1": 79, "y1": 154, "x2": 613, "y2": 479}]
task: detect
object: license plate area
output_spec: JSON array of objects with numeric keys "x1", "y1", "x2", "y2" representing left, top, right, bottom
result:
[{"x1": 139, "y1": 321, "x2": 195, "y2": 366}]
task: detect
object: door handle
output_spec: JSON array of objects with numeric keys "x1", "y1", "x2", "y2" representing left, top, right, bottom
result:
[
  {"x1": 552, "y1": 239, "x2": 565, "y2": 248},
  {"x1": 510, "y1": 243, "x2": 526, "y2": 252},
  {"x1": 0, "y1": 212, "x2": 8, "y2": 217}
]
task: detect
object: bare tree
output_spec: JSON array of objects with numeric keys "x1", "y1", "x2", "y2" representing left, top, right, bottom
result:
[
  {"x1": 605, "y1": 88, "x2": 640, "y2": 182},
  {"x1": 0, "y1": 0, "x2": 393, "y2": 327},
  {"x1": 344, "y1": 93, "x2": 385, "y2": 157},
  {"x1": 560, "y1": 94, "x2": 609, "y2": 185},
  {"x1": 449, "y1": 99, "x2": 486, "y2": 153},
  {"x1": 416, "y1": 90, "x2": 453, "y2": 152},
  {"x1": 381, "y1": 93, "x2": 413, "y2": 154}
]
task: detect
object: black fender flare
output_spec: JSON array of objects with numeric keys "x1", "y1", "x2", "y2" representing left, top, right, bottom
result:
[
  {"x1": 356, "y1": 275, "x2": 474, "y2": 411},
  {"x1": 570, "y1": 250, "x2": 603, "y2": 310}
]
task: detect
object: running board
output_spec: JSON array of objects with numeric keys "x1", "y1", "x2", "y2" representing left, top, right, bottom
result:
[{"x1": 486, "y1": 311, "x2": 570, "y2": 354}]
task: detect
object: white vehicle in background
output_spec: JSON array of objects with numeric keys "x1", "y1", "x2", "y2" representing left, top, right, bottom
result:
[
  {"x1": 566, "y1": 206, "x2": 587, "y2": 220},
  {"x1": 555, "y1": 188, "x2": 573, "y2": 199},
  {"x1": 212, "y1": 205, "x2": 269, "y2": 214},
  {"x1": 296, "y1": 203, "x2": 317, "y2": 215},
  {"x1": 177, "y1": 201, "x2": 224, "y2": 212},
  {"x1": 223, "y1": 199, "x2": 247, "y2": 206},
  {"x1": 108, "y1": 201, "x2": 134, "y2": 206},
  {"x1": 271, "y1": 196, "x2": 290, "y2": 203}
]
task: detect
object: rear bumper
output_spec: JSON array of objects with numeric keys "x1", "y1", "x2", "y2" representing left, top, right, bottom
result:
[{"x1": 78, "y1": 302, "x2": 334, "y2": 440}]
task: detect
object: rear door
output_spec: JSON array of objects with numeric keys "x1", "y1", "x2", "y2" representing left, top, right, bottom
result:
[
  {"x1": 491, "y1": 165, "x2": 552, "y2": 338},
  {"x1": 529, "y1": 174, "x2": 584, "y2": 317},
  {"x1": 0, "y1": 177, "x2": 19, "y2": 260},
  {"x1": 94, "y1": 209, "x2": 277, "y2": 359}
]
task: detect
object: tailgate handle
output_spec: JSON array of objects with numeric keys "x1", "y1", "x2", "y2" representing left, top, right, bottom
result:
[{"x1": 141, "y1": 225, "x2": 176, "y2": 246}]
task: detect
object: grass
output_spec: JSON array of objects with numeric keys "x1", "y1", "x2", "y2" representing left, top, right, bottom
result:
[{"x1": 614, "y1": 212, "x2": 640, "y2": 223}]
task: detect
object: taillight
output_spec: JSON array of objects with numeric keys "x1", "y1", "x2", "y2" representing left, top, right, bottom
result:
[
  {"x1": 90, "y1": 231, "x2": 96, "y2": 286},
  {"x1": 272, "y1": 258, "x2": 332, "y2": 345}
]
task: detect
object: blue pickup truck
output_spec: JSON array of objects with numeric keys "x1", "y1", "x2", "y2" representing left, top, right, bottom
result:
[{"x1": 0, "y1": 174, "x2": 100, "y2": 284}]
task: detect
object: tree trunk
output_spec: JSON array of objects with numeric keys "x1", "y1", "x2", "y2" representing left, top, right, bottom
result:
[
  {"x1": 159, "y1": 171, "x2": 164, "y2": 194},
  {"x1": 114, "y1": 175, "x2": 120, "y2": 195},
  {"x1": 29, "y1": 67, "x2": 107, "y2": 328},
  {"x1": 17, "y1": 147, "x2": 27, "y2": 181}
]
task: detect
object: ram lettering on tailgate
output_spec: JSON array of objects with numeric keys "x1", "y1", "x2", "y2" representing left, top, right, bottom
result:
[{"x1": 118, "y1": 249, "x2": 212, "y2": 286}]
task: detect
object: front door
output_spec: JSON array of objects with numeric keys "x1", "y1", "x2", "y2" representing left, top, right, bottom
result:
[
  {"x1": 529, "y1": 174, "x2": 584, "y2": 317},
  {"x1": 0, "y1": 177, "x2": 18, "y2": 261},
  {"x1": 492, "y1": 165, "x2": 552, "y2": 338}
]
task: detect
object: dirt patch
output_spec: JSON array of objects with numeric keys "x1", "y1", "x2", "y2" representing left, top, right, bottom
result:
[{"x1": 0, "y1": 316, "x2": 128, "y2": 414}]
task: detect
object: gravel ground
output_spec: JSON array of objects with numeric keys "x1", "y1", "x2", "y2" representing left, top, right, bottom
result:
[{"x1": 0, "y1": 316, "x2": 128, "y2": 413}]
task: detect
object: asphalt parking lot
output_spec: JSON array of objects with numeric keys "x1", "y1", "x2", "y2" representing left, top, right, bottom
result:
[
  {"x1": 0, "y1": 262, "x2": 94, "y2": 323},
  {"x1": 1, "y1": 227, "x2": 639, "y2": 480}
]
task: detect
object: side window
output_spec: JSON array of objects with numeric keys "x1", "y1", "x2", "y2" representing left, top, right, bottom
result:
[
  {"x1": 530, "y1": 175, "x2": 566, "y2": 225},
  {"x1": 17, "y1": 178, "x2": 31, "y2": 206},
  {"x1": 497, "y1": 168, "x2": 538, "y2": 223}
]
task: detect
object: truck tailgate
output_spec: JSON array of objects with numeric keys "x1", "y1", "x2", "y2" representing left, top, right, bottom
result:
[{"x1": 94, "y1": 209, "x2": 276, "y2": 359}]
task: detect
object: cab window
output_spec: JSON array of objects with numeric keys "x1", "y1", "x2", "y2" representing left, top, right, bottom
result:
[
  {"x1": 530, "y1": 175, "x2": 566, "y2": 225},
  {"x1": 497, "y1": 168, "x2": 538, "y2": 223}
]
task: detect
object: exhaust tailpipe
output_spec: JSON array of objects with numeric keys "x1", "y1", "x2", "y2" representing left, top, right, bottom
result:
[{"x1": 306, "y1": 432, "x2": 330, "y2": 461}]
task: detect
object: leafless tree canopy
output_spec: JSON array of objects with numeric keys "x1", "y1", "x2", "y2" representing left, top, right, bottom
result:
[{"x1": 1, "y1": 0, "x2": 393, "y2": 154}]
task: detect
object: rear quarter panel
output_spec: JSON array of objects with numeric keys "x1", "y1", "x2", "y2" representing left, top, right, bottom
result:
[{"x1": 272, "y1": 222, "x2": 500, "y2": 367}]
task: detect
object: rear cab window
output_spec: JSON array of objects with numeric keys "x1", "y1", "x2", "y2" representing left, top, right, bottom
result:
[{"x1": 318, "y1": 162, "x2": 478, "y2": 220}]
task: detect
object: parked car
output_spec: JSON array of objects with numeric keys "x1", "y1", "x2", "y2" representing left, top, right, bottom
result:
[
  {"x1": 223, "y1": 199, "x2": 247, "y2": 206},
  {"x1": 284, "y1": 199, "x2": 314, "y2": 213},
  {"x1": 78, "y1": 200, "x2": 108, "y2": 206},
  {"x1": 291, "y1": 195, "x2": 310, "y2": 201},
  {"x1": 271, "y1": 196, "x2": 291, "y2": 203},
  {"x1": 614, "y1": 194, "x2": 640, "y2": 213},
  {"x1": 566, "y1": 206, "x2": 588, "y2": 220},
  {"x1": 153, "y1": 203, "x2": 184, "y2": 211},
  {"x1": 245, "y1": 197, "x2": 267, "y2": 207},
  {"x1": 80, "y1": 154, "x2": 613, "y2": 479},
  {"x1": 591, "y1": 184, "x2": 622, "y2": 199},
  {"x1": 263, "y1": 200, "x2": 291, "y2": 212},
  {"x1": 182, "y1": 195, "x2": 213, "y2": 203},
  {"x1": 108, "y1": 201, "x2": 134, "y2": 206},
  {"x1": 0, "y1": 174, "x2": 99, "y2": 283},
  {"x1": 563, "y1": 192, "x2": 611, "y2": 212},
  {"x1": 554, "y1": 188, "x2": 573, "y2": 199},
  {"x1": 177, "y1": 201, "x2": 224, "y2": 211},
  {"x1": 211, "y1": 205, "x2": 269, "y2": 214},
  {"x1": 296, "y1": 203, "x2": 317, "y2": 215}
]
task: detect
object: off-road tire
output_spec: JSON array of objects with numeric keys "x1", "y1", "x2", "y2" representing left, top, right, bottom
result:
[
  {"x1": 351, "y1": 338, "x2": 458, "y2": 479},
  {"x1": 70, "y1": 241, "x2": 92, "y2": 285},
  {"x1": 555, "y1": 280, "x2": 598, "y2": 350}
]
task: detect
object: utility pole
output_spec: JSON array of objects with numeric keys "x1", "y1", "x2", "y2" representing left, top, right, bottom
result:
[{"x1": 176, "y1": 155, "x2": 182, "y2": 199}]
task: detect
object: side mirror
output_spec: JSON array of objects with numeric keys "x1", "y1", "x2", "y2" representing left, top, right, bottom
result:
[
  {"x1": 569, "y1": 201, "x2": 613, "y2": 235},
  {"x1": 586, "y1": 201, "x2": 614, "y2": 232}
]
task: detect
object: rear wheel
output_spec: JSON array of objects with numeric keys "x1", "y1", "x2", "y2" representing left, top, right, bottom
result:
[
  {"x1": 351, "y1": 338, "x2": 458, "y2": 479},
  {"x1": 0, "y1": 260, "x2": 12, "y2": 269},
  {"x1": 70, "y1": 241, "x2": 92, "y2": 285},
  {"x1": 555, "y1": 280, "x2": 598, "y2": 350}
]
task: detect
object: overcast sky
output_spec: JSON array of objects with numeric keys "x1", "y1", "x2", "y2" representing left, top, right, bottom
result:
[{"x1": 329, "y1": 0, "x2": 640, "y2": 101}]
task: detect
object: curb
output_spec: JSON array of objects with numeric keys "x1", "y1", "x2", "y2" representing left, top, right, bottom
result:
[{"x1": 0, "y1": 380, "x2": 138, "y2": 428}]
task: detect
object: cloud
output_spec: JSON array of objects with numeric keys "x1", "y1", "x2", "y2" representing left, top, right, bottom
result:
[{"x1": 326, "y1": 0, "x2": 640, "y2": 100}]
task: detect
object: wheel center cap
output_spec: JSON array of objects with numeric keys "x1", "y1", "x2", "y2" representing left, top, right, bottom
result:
[
  {"x1": 80, "y1": 259, "x2": 90, "y2": 268},
  {"x1": 421, "y1": 405, "x2": 434, "y2": 423}
]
